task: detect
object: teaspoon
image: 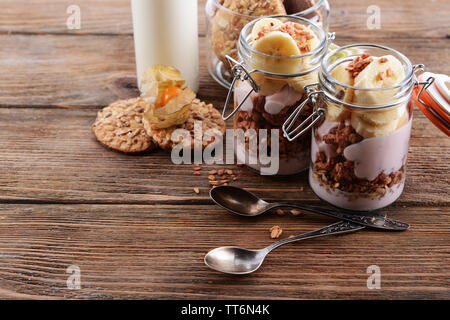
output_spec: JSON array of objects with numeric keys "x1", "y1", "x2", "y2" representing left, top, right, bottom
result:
[
  {"x1": 210, "y1": 185, "x2": 409, "y2": 231},
  {"x1": 205, "y1": 220, "x2": 364, "y2": 275}
]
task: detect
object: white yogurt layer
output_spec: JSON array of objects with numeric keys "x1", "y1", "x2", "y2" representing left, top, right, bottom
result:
[{"x1": 234, "y1": 80, "x2": 303, "y2": 115}]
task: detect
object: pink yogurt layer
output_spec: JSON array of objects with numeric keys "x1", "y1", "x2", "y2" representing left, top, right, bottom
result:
[
  {"x1": 343, "y1": 119, "x2": 412, "y2": 181},
  {"x1": 234, "y1": 80, "x2": 303, "y2": 114}
]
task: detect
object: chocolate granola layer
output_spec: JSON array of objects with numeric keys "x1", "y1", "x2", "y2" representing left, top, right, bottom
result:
[{"x1": 234, "y1": 92, "x2": 312, "y2": 174}]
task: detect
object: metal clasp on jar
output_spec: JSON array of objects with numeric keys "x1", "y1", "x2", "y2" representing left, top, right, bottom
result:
[
  {"x1": 413, "y1": 64, "x2": 435, "y2": 110},
  {"x1": 283, "y1": 63, "x2": 440, "y2": 141},
  {"x1": 282, "y1": 84, "x2": 325, "y2": 141},
  {"x1": 221, "y1": 55, "x2": 260, "y2": 121}
]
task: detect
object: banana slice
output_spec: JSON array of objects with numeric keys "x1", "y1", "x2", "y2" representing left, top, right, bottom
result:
[
  {"x1": 251, "y1": 18, "x2": 284, "y2": 40},
  {"x1": 351, "y1": 112, "x2": 400, "y2": 138},
  {"x1": 321, "y1": 62, "x2": 354, "y2": 122},
  {"x1": 328, "y1": 45, "x2": 363, "y2": 63},
  {"x1": 350, "y1": 104, "x2": 409, "y2": 138},
  {"x1": 357, "y1": 104, "x2": 407, "y2": 126},
  {"x1": 287, "y1": 70, "x2": 318, "y2": 94},
  {"x1": 252, "y1": 72, "x2": 287, "y2": 96},
  {"x1": 353, "y1": 55, "x2": 405, "y2": 106},
  {"x1": 326, "y1": 102, "x2": 351, "y2": 122},
  {"x1": 330, "y1": 62, "x2": 354, "y2": 104},
  {"x1": 251, "y1": 31, "x2": 301, "y2": 74},
  {"x1": 396, "y1": 110, "x2": 409, "y2": 130},
  {"x1": 306, "y1": 27, "x2": 320, "y2": 52},
  {"x1": 350, "y1": 55, "x2": 407, "y2": 137}
]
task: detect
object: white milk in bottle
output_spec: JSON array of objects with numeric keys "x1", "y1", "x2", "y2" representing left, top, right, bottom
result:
[{"x1": 131, "y1": 0, "x2": 199, "y2": 92}]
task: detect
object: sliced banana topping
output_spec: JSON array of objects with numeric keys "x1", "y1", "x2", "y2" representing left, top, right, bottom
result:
[
  {"x1": 353, "y1": 55, "x2": 405, "y2": 106},
  {"x1": 286, "y1": 70, "x2": 318, "y2": 94},
  {"x1": 251, "y1": 18, "x2": 284, "y2": 40},
  {"x1": 357, "y1": 104, "x2": 407, "y2": 126},
  {"x1": 249, "y1": 18, "x2": 320, "y2": 93},
  {"x1": 331, "y1": 62, "x2": 355, "y2": 104},
  {"x1": 351, "y1": 112, "x2": 400, "y2": 138},
  {"x1": 252, "y1": 72, "x2": 287, "y2": 96},
  {"x1": 326, "y1": 102, "x2": 351, "y2": 122},
  {"x1": 328, "y1": 53, "x2": 408, "y2": 138},
  {"x1": 252, "y1": 31, "x2": 301, "y2": 74},
  {"x1": 351, "y1": 103, "x2": 409, "y2": 138}
]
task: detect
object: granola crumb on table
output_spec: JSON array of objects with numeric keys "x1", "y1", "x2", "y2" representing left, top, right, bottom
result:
[
  {"x1": 269, "y1": 225, "x2": 283, "y2": 239},
  {"x1": 207, "y1": 167, "x2": 240, "y2": 187}
]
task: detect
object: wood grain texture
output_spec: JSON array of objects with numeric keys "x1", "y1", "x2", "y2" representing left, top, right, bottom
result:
[
  {"x1": 0, "y1": 35, "x2": 448, "y2": 108},
  {"x1": 0, "y1": 0, "x2": 449, "y2": 300},
  {"x1": 0, "y1": 204, "x2": 448, "y2": 299},
  {"x1": 1, "y1": 0, "x2": 448, "y2": 39},
  {"x1": 0, "y1": 0, "x2": 206, "y2": 36},
  {"x1": 0, "y1": 108, "x2": 448, "y2": 206}
]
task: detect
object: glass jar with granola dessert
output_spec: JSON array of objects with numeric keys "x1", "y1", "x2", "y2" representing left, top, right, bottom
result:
[
  {"x1": 283, "y1": 44, "x2": 427, "y2": 211},
  {"x1": 205, "y1": 0, "x2": 330, "y2": 88},
  {"x1": 223, "y1": 15, "x2": 332, "y2": 175}
]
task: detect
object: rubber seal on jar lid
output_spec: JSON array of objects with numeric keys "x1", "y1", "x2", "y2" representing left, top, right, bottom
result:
[
  {"x1": 420, "y1": 73, "x2": 450, "y2": 123},
  {"x1": 434, "y1": 73, "x2": 450, "y2": 105},
  {"x1": 413, "y1": 72, "x2": 450, "y2": 136}
]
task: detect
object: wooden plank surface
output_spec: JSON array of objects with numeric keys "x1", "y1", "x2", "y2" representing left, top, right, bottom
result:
[
  {"x1": 0, "y1": 0, "x2": 449, "y2": 300},
  {"x1": 0, "y1": 108, "x2": 448, "y2": 206},
  {"x1": 0, "y1": 35, "x2": 448, "y2": 108},
  {"x1": 1, "y1": 0, "x2": 448, "y2": 38},
  {"x1": 0, "y1": 204, "x2": 448, "y2": 299}
]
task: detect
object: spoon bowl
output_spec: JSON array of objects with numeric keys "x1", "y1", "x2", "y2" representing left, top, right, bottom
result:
[
  {"x1": 210, "y1": 186, "x2": 270, "y2": 216},
  {"x1": 204, "y1": 247, "x2": 265, "y2": 275}
]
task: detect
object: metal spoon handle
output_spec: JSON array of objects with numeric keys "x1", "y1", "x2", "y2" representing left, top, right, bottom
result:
[
  {"x1": 271, "y1": 202, "x2": 409, "y2": 231},
  {"x1": 264, "y1": 220, "x2": 364, "y2": 253}
]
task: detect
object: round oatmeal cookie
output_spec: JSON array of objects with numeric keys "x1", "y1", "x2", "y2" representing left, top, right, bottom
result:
[
  {"x1": 143, "y1": 99, "x2": 226, "y2": 150},
  {"x1": 93, "y1": 97, "x2": 158, "y2": 154}
]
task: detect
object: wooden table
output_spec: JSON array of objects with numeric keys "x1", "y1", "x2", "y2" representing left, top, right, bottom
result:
[{"x1": 0, "y1": 0, "x2": 448, "y2": 300}]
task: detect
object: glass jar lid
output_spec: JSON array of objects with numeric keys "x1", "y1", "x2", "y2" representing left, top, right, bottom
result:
[{"x1": 413, "y1": 72, "x2": 450, "y2": 136}]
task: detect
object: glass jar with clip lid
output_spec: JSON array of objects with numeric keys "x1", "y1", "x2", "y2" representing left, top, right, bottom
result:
[
  {"x1": 222, "y1": 15, "x2": 334, "y2": 175},
  {"x1": 283, "y1": 44, "x2": 433, "y2": 211}
]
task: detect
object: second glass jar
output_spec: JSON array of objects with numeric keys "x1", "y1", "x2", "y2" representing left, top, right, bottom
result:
[
  {"x1": 205, "y1": 0, "x2": 331, "y2": 89},
  {"x1": 223, "y1": 15, "x2": 331, "y2": 175}
]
